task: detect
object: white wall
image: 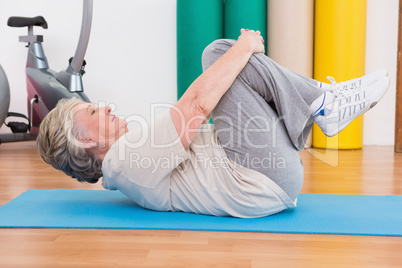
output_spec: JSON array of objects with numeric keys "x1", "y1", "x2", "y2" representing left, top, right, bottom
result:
[{"x1": 0, "y1": 0, "x2": 399, "y2": 145}]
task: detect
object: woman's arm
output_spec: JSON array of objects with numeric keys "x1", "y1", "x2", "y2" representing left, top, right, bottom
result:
[{"x1": 171, "y1": 29, "x2": 265, "y2": 149}]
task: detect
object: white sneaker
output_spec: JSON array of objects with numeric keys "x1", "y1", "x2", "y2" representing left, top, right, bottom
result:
[
  {"x1": 314, "y1": 75, "x2": 390, "y2": 137},
  {"x1": 317, "y1": 69, "x2": 388, "y2": 90}
]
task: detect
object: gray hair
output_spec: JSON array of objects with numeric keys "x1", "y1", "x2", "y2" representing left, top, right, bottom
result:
[{"x1": 36, "y1": 98, "x2": 102, "y2": 183}]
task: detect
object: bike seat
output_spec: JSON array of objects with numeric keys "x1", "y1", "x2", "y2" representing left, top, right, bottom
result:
[{"x1": 7, "y1": 16, "x2": 48, "y2": 29}]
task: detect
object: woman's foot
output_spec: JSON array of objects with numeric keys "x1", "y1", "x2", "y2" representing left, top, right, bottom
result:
[{"x1": 311, "y1": 72, "x2": 390, "y2": 137}]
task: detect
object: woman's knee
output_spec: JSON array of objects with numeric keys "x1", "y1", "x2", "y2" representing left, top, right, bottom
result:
[{"x1": 202, "y1": 39, "x2": 236, "y2": 71}]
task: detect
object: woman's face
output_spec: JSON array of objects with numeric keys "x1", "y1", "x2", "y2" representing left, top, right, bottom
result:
[{"x1": 73, "y1": 102, "x2": 128, "y2": 148}]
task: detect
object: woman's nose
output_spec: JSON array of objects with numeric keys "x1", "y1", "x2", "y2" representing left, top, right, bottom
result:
[{"x1": 104, "y1": 106, "x2": 112, "y2": 115}]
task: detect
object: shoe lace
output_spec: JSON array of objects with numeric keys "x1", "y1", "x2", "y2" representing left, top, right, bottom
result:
[
  {"x1": 317, "y1": 78, "x2": 368, "y2": 117},
  {"x1": 326, "y1": 76, "x2": 366, "y2": 100},
  {"x1": 326, "y1": 76, "x2": 362, "y2": 91}
]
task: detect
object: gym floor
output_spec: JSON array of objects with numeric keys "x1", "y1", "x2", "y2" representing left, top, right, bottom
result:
[{"x1": 0, "y1": 141, "x2": 401, "y2": 267}]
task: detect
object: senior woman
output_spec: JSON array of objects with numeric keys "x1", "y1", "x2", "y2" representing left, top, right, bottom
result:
[{"x1": 37, "y1": 29, "x2": 389, "y2": 218}]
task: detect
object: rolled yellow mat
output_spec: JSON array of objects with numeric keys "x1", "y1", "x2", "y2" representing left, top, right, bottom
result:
[
  {"x1": 267, "y1": 0, "x2": 314, "y2": 147},
  {"x1": 313, "y1": 0, "x2": 367, "y2": 149}
]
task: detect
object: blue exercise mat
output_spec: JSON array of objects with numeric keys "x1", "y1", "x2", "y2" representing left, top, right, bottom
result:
[{"x1": 0, "y1": 189, "x2": 401, "y2": 236}]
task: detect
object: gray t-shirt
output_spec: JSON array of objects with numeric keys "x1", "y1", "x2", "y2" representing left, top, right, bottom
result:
[{"x1": 102, "y1": 110, "x2": 296, "y2": 218}]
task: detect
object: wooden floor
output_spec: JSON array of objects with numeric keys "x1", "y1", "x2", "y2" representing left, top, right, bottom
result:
[{"x1": 0, "y1": 141, "x2": 401, "y2": 267}]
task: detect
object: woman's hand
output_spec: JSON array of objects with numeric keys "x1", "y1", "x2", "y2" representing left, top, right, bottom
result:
[{"x1": 238, "y1": 28, "x2": 265, "y2": 54}]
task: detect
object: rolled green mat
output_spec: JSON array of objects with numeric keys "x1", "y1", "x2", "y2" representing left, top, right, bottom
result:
[
  {"x1": 177, "y1": 0, "x2": 224, "y2": 99},
  {"x1": 224, "y1": 0, "x2": 267, "y2": 50}
]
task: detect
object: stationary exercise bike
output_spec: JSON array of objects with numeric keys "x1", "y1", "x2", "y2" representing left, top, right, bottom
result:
[{"x1": 0, "y1": 0, "x2": 93, "y2": 145}]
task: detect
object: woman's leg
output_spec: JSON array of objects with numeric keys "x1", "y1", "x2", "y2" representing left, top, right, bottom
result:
[
  {"x1": 201, "y1": 39, "x2": 324, "y2": 200},
  {"x1": 201, "y1": 39, "x2": 389, "y2": 200},
  {"x1": 202, "y1": 39, "x2": 324, "y2": 150},
  {"x1": 209, "y1": 76, "x2": 304, "y2": 201}
]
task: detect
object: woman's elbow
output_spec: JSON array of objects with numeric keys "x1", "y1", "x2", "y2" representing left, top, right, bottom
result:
[{"x1": 192, "y1": 89, "x2": 215, "y2": 119}]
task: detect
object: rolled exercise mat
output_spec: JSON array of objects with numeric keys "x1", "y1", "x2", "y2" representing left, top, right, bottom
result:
[
  {"x1": 224, "y1": 0, "x2": 267, "y2": 51},
  {"x1": 313, "y1": 0, "x2": 367, "y2": 149},
  {"x1": 177, "y1": 0, "x2": 224, "y2": 99},
  {"x1": 267, "y1": 0, "x2": 314, "y2": 147}
]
